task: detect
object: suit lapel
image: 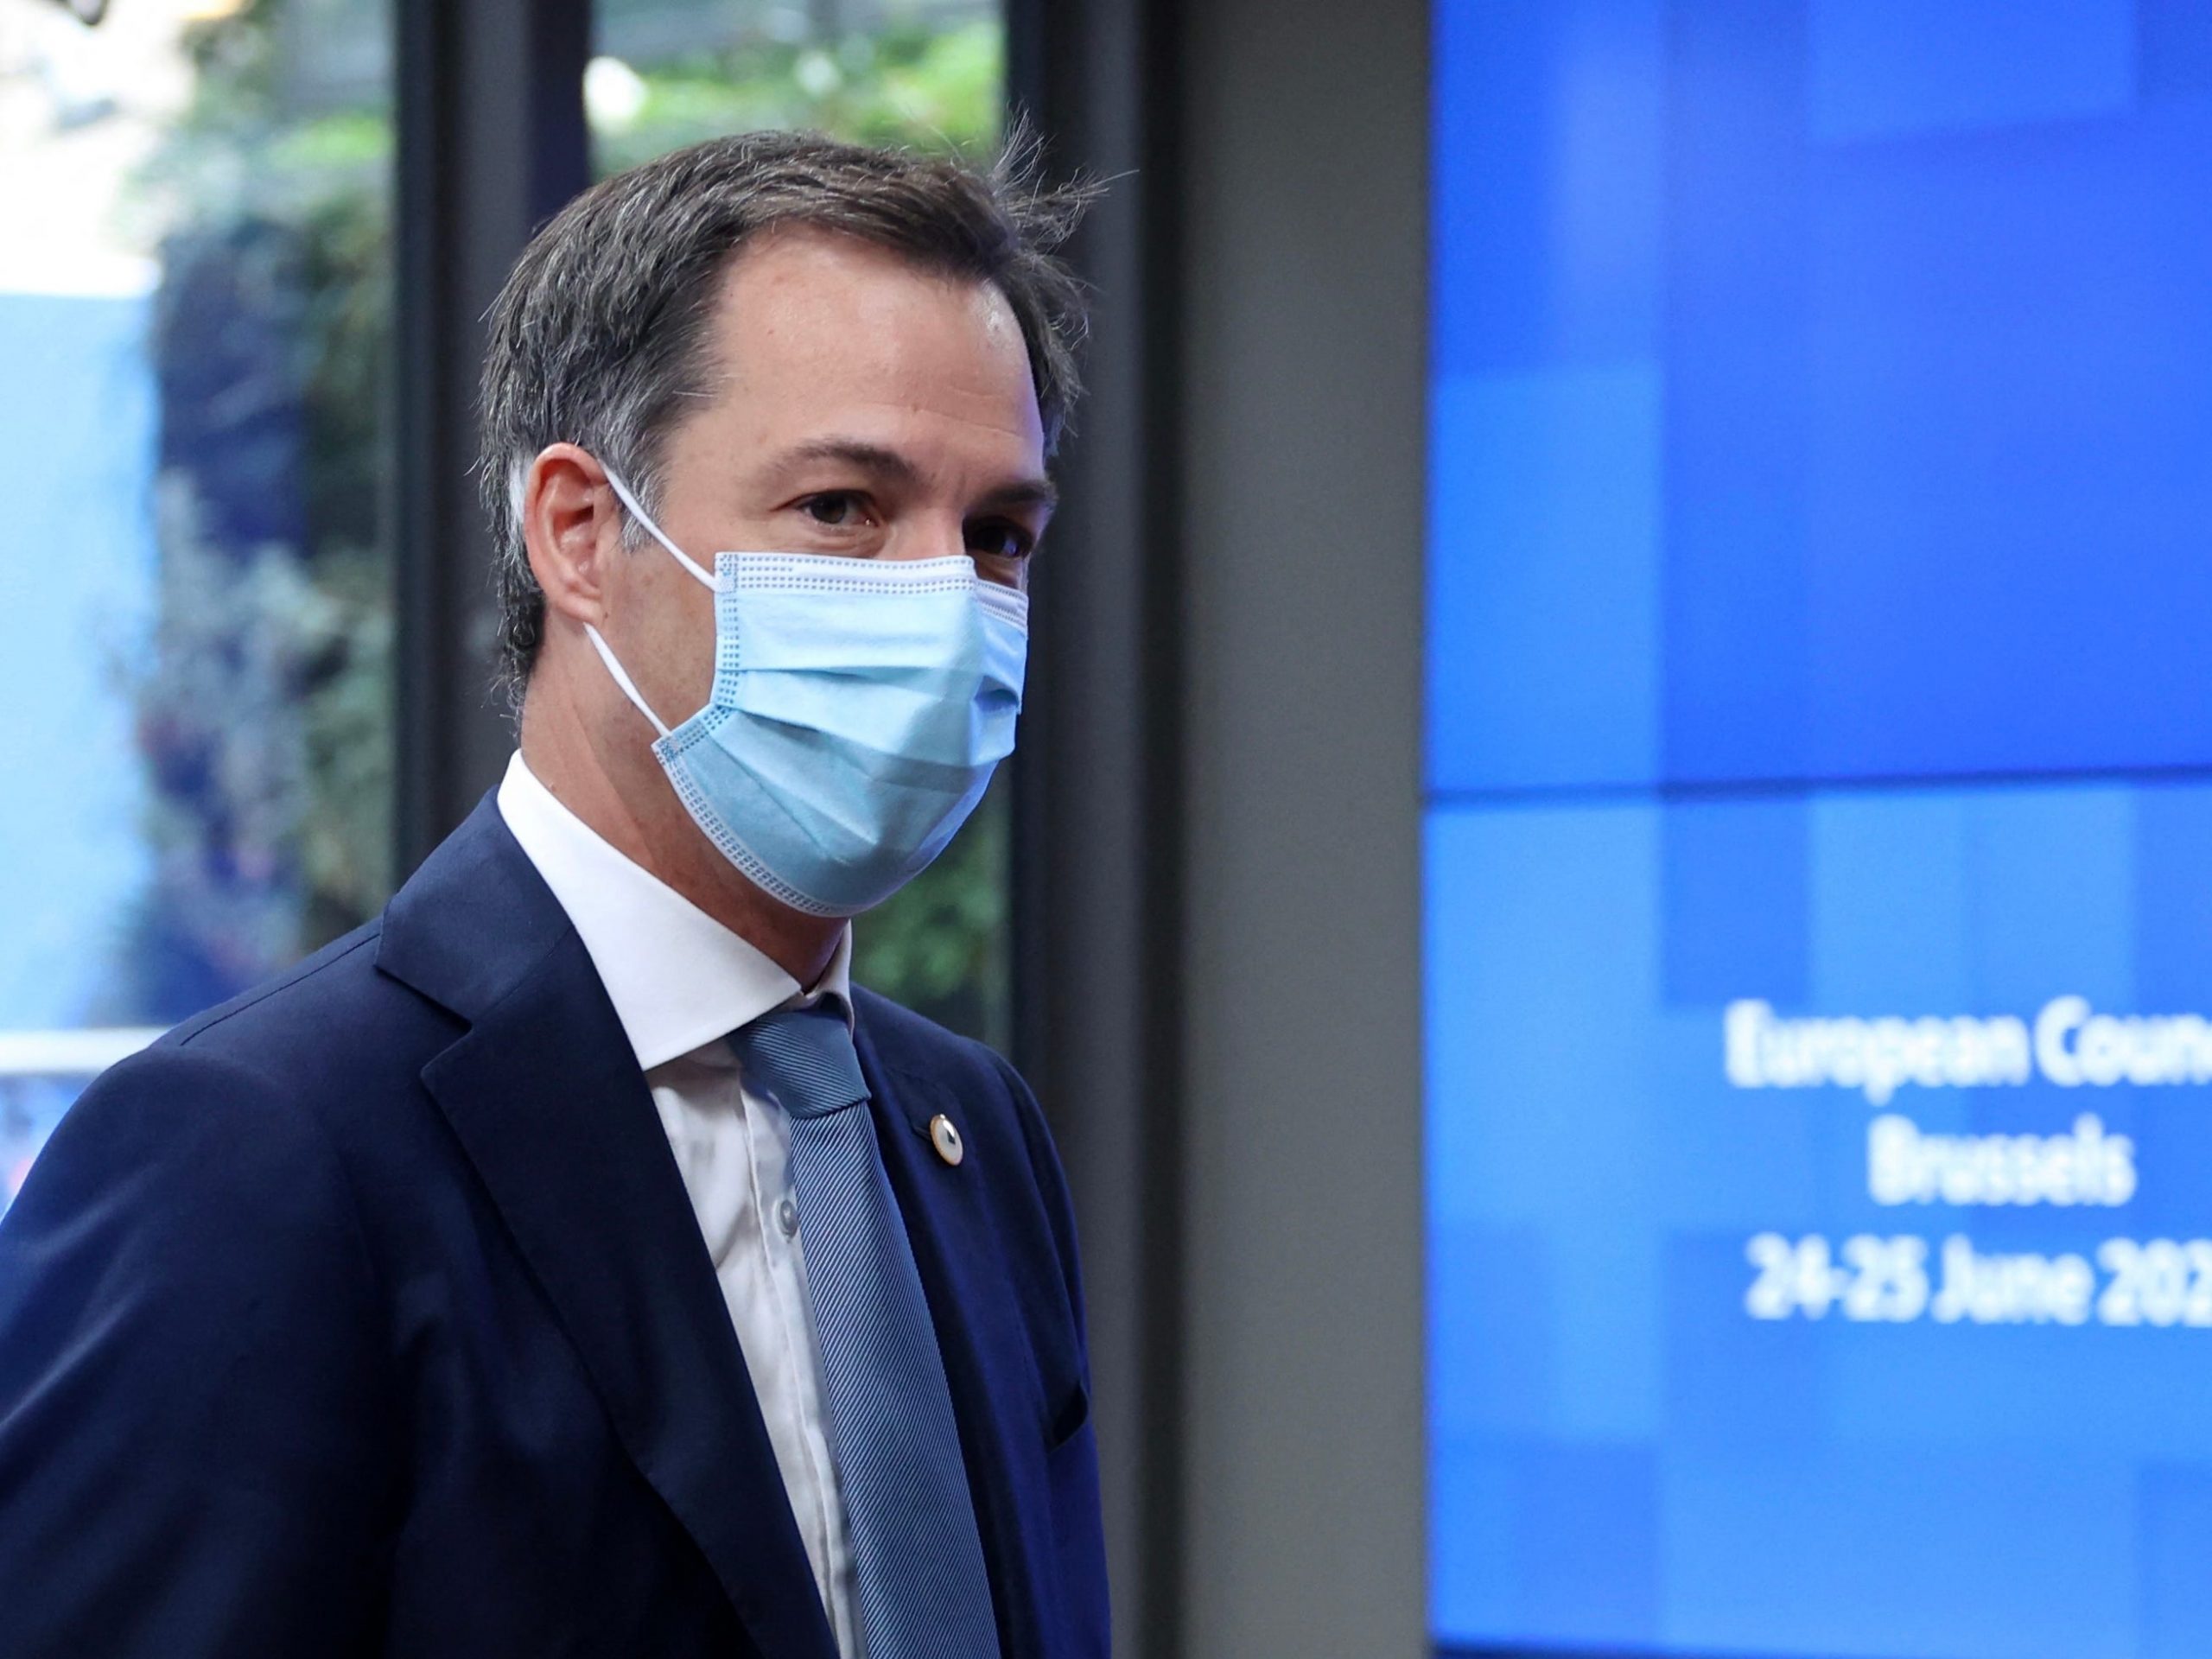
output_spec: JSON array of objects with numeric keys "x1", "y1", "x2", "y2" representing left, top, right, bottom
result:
[
  {"x1": 855, "y1": 1025, "x2": 1051, "y2": 1657},
  {"x1": 378, "y1": 798, "x2": 837, "y2": 1659}
]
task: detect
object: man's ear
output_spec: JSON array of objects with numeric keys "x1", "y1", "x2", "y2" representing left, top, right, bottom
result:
[{"x1": 524, "y1": 443, "x2": 622, "y2": 629}]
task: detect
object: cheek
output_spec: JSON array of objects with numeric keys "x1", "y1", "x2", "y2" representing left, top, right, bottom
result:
[{"x1": 624, "y1": 566, "x2": 721, "y2": 717}]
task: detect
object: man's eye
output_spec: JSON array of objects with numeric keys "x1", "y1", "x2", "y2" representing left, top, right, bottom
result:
[
  {"x1": 801, "y1": 493, "x2": 866, "y2": 527},
  {"x1": 968, "y1": 520, "x2": 1035, "y2": 561}
]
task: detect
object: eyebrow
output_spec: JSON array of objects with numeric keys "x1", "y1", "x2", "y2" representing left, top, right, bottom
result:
[{"x1": 776, "y1": 437, "x2": 1058, "y2": 515}]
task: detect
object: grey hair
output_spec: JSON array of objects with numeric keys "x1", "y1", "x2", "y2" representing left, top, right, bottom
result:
[{"x1": 478, "y1": 127, "x2": 1096, "y2": 707}]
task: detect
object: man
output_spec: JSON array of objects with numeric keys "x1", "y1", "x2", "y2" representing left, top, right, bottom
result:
[{"x1": 0, "y1": 132, "x2": 1108, "y2": 1658}]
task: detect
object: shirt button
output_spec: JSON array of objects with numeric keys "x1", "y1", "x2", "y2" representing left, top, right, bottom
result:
[{"x1": 778, "y1": 1197, "x2": 799, "y2": 1238}]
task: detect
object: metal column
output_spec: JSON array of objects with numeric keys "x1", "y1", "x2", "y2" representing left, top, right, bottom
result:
[
  {"x1": 1007, "y1": 0, "x2": 1191, "y2": 1651},
  {"x1": 392, "y1": 0, "x2": 590, "y2": 874}
]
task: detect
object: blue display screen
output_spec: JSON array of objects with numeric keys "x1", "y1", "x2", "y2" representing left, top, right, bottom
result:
[{"x1": 1426, "y1": 5, "x2": 2212, "y2": 1657}]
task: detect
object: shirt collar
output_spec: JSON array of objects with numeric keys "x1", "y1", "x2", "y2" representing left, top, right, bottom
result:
[{"x1": 495, "y1": 752, "x2": 853, "y2": 1071}]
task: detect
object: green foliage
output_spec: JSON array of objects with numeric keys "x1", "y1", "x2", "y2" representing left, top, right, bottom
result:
[
  {"x1": 116, "y1": 0, "x2": 394, "y2": 1014},
  {"x1": 855, "y1": 778, "x2": 1012, "y2": 1052},
  {"x1": 594, "y1": 19, "x2": 1003, "y2": 175}
]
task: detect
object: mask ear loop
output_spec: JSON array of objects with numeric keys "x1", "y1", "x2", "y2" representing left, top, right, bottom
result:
[
  {"x1": 584, "y1": 464, "x2": 718, "y2": 740},
  {"x1": 584, "y1": 624, "x2": 673, "y2": 741},
  {"x1": 601, "y1": 467, "x2": 720, "y2": 592}
]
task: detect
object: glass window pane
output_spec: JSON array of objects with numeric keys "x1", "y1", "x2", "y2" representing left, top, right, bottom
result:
[
  {"x1": 0, "y1": 0, "x2": 394, "y2": 1211},
  {"x1": 587, "y1": 0, "x2": 1010, "y2": 1050}
]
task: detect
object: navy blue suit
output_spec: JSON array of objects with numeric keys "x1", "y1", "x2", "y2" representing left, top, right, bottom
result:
[{"x1": 0, "y1": 798, "x2": 1108, "y2": 1657}]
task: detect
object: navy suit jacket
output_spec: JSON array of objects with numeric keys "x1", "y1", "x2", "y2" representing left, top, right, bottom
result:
[{"x1": 0, "y1": 798, "x2": 1108, "y2": 1657}]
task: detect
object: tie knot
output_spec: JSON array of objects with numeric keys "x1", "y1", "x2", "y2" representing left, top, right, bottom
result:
[{"x1": 732, "y1": 1005, "x2": 868, "y2": 1119}]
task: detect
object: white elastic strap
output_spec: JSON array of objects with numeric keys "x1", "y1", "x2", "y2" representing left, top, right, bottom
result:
[
  {"x1": 584, "y1": 623, "x2": 672, "y2": 740},
  {"x1": 602, "y1": 467, "x2": 720, "y2": 592}
]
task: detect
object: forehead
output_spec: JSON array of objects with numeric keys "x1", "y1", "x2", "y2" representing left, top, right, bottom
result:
[{"x1": 697, "y1": 226, "x2": 1042, "y2": 450}]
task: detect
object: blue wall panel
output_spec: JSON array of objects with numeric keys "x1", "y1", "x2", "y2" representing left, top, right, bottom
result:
[{"x1": 1427, "y1": 4, "x2": 2212, "y2": 1652}]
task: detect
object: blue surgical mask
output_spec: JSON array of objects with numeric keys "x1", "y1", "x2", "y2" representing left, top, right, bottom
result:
[{"x1": 583, "y1": 468, "x2": 1027, "y2": 917}]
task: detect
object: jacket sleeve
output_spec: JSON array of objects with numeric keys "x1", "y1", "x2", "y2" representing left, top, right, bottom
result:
[{"x1": 0, "y1": 1042, "x2": 392, "y2": 1657}]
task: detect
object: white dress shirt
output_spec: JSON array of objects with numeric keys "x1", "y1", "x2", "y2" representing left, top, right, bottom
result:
[{"x1": 497, "y1": 753, "x2": 862, "y2": 1656}]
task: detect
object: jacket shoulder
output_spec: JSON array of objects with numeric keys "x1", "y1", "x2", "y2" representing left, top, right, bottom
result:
[
  {"x1": 851, "y1": 987, "x2": 1051, "y2": 1158},
  {"x1": 852, "y1": 987, "x2": 1087, "y2": 1344},
  {"x1": 158, "y1": 917, "x2": 462, "y2": 1103},
  {"x1": 11, "y1": 917, "x2": 439, "y2": 1264},
  {"x1": 852, "y1": 984, "x2": 1011, "y2": 1090},
  {"x1": 0, "y1": 1015, "x2": 396, "y2": 1651}
]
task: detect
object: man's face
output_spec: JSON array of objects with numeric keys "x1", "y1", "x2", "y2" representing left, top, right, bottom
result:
[{"x1": 602, "y1": 226, "x2": 1054, "y2": 731}]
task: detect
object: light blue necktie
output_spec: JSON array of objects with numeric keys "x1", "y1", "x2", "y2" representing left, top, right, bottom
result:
[{"x1": 733, "y1": 1005, "x2": 1001, "y2": 1658}]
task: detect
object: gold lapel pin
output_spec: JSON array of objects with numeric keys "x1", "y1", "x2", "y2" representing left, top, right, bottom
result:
[{"x1": 928, "y1": 1113, "x2": 965, "y2": 1167}]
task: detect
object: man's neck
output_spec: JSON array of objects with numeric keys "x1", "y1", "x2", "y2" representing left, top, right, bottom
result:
[{"x1": 516, "y1": 695, "x2": 845, "y2": 988}]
